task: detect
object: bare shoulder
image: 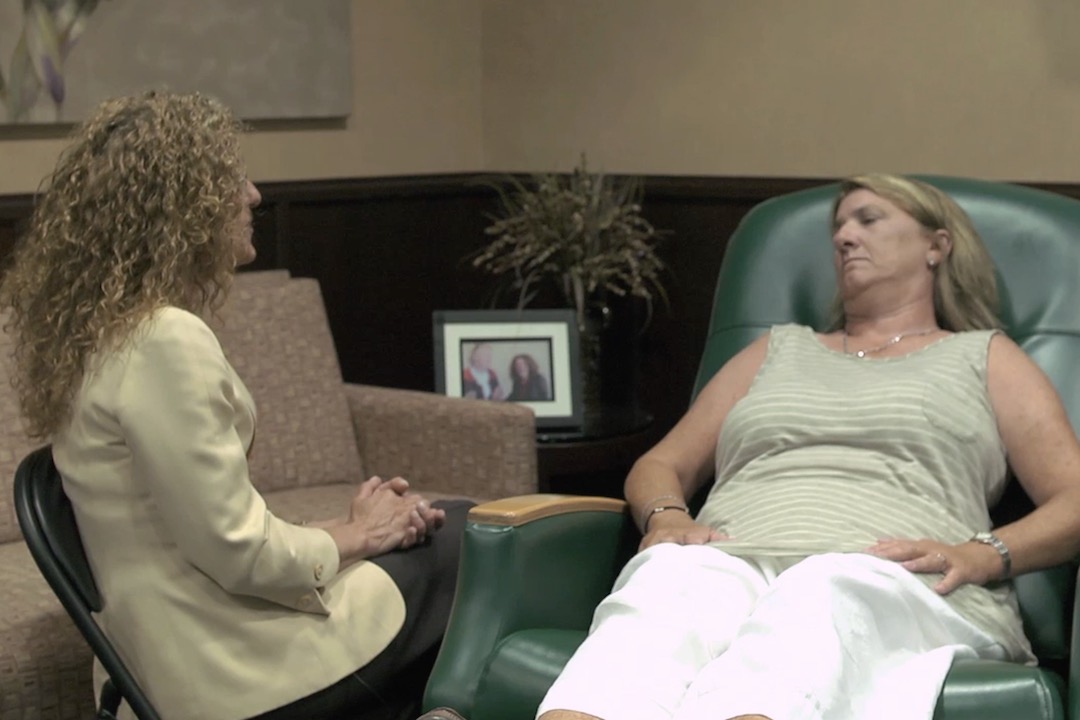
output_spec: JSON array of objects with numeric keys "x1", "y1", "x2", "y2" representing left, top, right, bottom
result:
[
  {"x1": 695, "y1": 331, "x2": 771, "y2": 408},
  {"x1": 986, "y1": 332, "x2": 1070, "y2": 453},
  {"x1": 987, "y1": 331, "x2": 1031, "y2": 368},
  {"x1": 986, "y1": 332, "x2": 1053, "y2": 399},
  {"x1": 986, "y1": 333, "x2": 1080, "y2": 505}
]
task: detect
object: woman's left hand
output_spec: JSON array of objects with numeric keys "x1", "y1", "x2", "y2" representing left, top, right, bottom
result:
[
  {"x1": 866, "y1": 538, "x2": 1006, "y2": 595},
  {"x1": 378, "y1": 476, "x2": 446, "y2": 537}
]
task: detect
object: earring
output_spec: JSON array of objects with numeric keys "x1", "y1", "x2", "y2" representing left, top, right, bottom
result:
[{"x1": 928, "y1": 258, "x2": 937, "y2": 268}]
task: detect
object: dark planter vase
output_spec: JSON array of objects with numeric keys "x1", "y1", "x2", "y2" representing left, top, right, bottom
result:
[{"x1": 578, "y1": 298, "x2": 641, "y2": 419}]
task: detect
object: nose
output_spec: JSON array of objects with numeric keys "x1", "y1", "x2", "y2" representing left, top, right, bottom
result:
[
  {"x1": 245, "y1": 179, "x2": 262, "y2": 208},
  {"x1": 832, "y1": 219, "x2": 858, "y2": 250}
]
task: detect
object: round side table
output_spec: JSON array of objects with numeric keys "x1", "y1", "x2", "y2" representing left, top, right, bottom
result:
[{"x1": 536, "y1": 407, "x2": 656, "y2": 497}]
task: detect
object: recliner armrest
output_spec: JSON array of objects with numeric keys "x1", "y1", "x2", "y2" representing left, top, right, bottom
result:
[
  {"x1": 468, "y1": 494, "x2": 627, "y2": 526},
  {"x1": 424, "y1": 497, "x2": 636, "y2": 718}
]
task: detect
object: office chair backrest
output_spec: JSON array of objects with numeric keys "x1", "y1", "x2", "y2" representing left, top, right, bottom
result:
[
  {"x1": 691, "y1": 177, "x2": 1080, "y2": 663},
  {"x1": 14, "y1": 445, "x2": 162, "y2": 720}
]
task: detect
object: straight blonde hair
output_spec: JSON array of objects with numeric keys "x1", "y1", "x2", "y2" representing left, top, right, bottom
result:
[{"x1": 830, "y1": 174, "x2": 1001, "y2": 332}]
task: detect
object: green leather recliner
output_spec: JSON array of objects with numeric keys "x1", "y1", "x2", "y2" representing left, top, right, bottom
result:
[{"x1": 423, "y1": 177, "x2": 1080, "y2": 720}]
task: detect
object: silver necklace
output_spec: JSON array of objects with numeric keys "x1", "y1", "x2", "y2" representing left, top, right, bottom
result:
[{"x1": 842, "y1": 328, "x2": 938, "y2": 358}]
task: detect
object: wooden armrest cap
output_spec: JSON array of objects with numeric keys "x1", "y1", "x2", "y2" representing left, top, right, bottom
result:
[{"x1": 468, "y1": 494, "x2": 628, "y2": 527}]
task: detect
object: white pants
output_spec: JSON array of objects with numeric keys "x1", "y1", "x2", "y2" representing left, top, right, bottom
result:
[{"x1": 536, "y1": 544, "x2": 1008, "y2": 720}]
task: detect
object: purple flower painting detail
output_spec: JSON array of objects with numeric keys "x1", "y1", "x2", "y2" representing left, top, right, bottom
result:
[{"x1": 1, "y1": 0, "x2": 105, "y2": 122}]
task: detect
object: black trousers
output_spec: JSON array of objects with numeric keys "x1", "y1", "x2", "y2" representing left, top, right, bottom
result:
[{"x1": 250, "y1": 500, "x2": 474, "y2": 720}]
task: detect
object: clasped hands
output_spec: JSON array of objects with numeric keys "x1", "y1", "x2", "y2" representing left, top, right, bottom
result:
[
  {"x1": 641, "y1": 514, "x2": 1005, "y2": 594},
  {"x1": 347, "y1": 476, "x2": 444, "y2": 557}
]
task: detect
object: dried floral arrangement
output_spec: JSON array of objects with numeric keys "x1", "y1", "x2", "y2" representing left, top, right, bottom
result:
[{"x1": 472, "y1": 155, "x2": 668, "y2": 329}]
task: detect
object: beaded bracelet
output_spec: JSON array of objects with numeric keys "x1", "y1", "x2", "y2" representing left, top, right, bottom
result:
[{"x1": 642, "y1": 505, "x2": 691, "y2": 533}]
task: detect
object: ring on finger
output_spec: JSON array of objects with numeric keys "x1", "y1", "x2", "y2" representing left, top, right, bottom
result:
[{"x1": 935, "y1": 552, "x2": 947, "y2": 570}]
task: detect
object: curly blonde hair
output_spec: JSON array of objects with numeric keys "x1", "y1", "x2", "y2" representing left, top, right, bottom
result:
[
  {"x1": 0, "y1": 91, "x2": 247, "y2": 438},
  {"x1": 830, "y1": 174, "x2": 1001, "y2": 332}
]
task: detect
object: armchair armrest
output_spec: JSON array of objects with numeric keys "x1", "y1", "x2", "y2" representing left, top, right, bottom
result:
[
  {"x1": 424, "y1": 494, "x2": 637, "y2": 718},
  {"x1": 344, "y1": 384, "x2": 537, "y2": 499}
]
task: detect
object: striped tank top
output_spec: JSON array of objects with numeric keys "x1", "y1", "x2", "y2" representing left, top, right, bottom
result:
[{"x1": 696, "y1": 324, "x2": 1033, "y2": 662}]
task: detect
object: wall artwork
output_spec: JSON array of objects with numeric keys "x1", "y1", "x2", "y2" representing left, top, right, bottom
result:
[{"x1": 0, "y1": 0, "x2": 351, "y2": 124}]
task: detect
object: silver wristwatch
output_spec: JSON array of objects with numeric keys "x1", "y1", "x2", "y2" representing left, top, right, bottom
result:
[{"x1": 971, "y1": 531, "x2": 1012, "y2": 579}]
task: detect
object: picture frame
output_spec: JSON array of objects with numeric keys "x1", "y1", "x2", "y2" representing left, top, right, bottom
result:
[{"x1": 433, "y1": 309, "x2": 583, "y2": 429}]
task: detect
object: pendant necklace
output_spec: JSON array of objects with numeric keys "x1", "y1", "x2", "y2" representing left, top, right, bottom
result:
[{"x1": 842, "y1": 328, "x2": 938, "y2": 358}]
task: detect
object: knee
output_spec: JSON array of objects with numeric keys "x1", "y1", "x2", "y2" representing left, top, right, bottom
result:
[
  {"x1": 776, "y1": 553, "x2": 845, "y2": 581},
  {"x1": 617, "y1": 543, "x2": 725, "y2": 587},
  {"x1": 768, "y1": 553, "x2": 902, "y2": 604},
  {"x1": 601, "y1": 544, "x2": 763, "y2": 617},
  {"x1": 598, "y1": 545, "x2": 714, "y2": 608}
]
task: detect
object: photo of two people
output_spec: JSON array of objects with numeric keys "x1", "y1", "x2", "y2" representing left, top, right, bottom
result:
[{"x1": 460, "y1": 340, "x2": 553, "y2": 403}]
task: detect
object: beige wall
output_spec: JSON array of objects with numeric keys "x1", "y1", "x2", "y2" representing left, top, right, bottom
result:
[
  {"x1": 481, "y1": 0, "x2": 1080, "y2": 182},
  {"x1": 0, "y1": 0, "x2": 484, "y2": 195},
  {"x1": 4, "y1": 1, "x2": 1080, "y2": 193}
]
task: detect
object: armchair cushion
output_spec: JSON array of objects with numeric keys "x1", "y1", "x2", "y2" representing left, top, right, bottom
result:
[
  {"x1": 345, "y1": 384, "x2": 536, "y2": 499},
  {"x1": 0, "y1": 539, "x2": 94, "y2": 718},
  {"x1": 214, "y1": 276, "x2": 365, "y2": 492},
  {"x1": 261, "y1": 482, "x2": 476, "y2": 525},
  {"x1": 0, "y1": 311, "x2": 38, "y2": 546}
]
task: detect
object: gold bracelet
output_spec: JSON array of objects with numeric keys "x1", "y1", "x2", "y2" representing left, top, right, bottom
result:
[{"x1": 642, "y1": 505, "x2": 690, "y2": 533}]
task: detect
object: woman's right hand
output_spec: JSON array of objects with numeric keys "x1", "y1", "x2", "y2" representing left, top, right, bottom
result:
[
  {"x1": 344, "y1": 476, "x2": 444, "y2": 557},
  {"x1": 639, "y1": 512, "x2": 728, "y2": 551}
]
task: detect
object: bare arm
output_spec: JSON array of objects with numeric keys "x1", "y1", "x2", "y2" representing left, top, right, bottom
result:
[
  {"x1": 872, "y1": 334, "x2": 1080, "y2": 593},
  {"x1": 984, "y1": 335, "x2": 1080, "y2": 574},
  {"x1": 627, "y1": 333, "x2": 769, "y2": 549}
]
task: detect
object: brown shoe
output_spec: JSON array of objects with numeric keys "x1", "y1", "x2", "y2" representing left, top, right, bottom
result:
[{"x1": 415, "y1": 709, "x2": 467, "y2": 720}]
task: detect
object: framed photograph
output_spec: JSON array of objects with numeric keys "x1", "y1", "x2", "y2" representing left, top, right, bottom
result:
[{"x1": 433, "y1": 309, "x2": 583, "y2": 429}]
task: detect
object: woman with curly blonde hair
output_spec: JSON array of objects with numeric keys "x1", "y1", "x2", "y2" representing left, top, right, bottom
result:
[
  {"x1": 2, "y1": 92, "x2": 250, "y2": 436},
  {"x1": 1, "y1": 91, "x2": 469, "y2": 720}
]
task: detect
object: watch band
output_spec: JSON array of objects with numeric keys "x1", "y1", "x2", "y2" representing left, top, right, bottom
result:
[{"x1": 971, "y1": 531, "x2": 1012, "y2": 579}]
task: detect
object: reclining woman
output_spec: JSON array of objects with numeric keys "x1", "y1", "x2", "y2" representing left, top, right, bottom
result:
[
  {"x1": 0, "y1": 91, "x2": 471, "y2": 720},
  {"x1": 537, "y1": 174, "x2": 1080, "y2": 720}
]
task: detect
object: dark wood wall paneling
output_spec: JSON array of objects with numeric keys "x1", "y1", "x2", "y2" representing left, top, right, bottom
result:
[
  {"x1": 242, "y1": 174, "x2": 829, "y2": 436},
  {"x1": 5, "y1": 175, "x2": 1079, "y2": 438},
  {"x1": 0, "y1": 194, "x2": 31, "y2": 274}
]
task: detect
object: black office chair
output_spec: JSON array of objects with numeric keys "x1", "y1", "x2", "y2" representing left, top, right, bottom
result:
[{"x1": 14, "y1": 445, "x2": 162, "y2": 720}]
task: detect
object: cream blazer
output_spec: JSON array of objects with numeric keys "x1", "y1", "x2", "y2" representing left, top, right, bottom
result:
[{"x1": 52, "y1": 307, "x2": 405, "y2": 720}]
